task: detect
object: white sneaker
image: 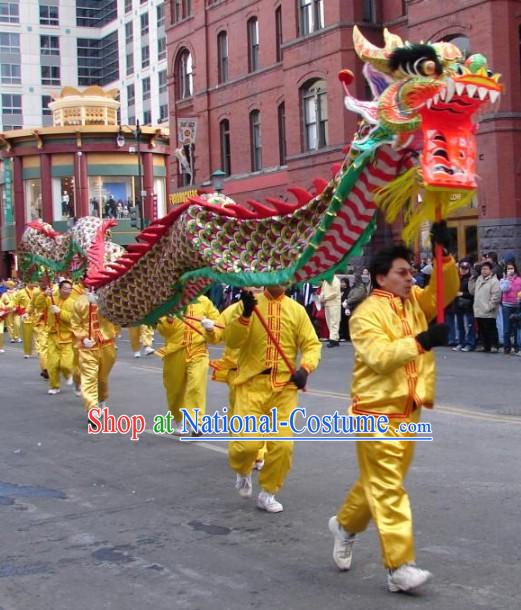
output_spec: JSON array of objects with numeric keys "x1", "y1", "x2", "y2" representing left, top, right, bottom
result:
[
  {"x1": 143, "y1": 346, "x2": 155, "y2": 356},
  {"x1": 451, "y1": 345, "x2": 462, "y2": 351},
  {"x1": 387, "y1": 564, "x2": 432, "y2": 593},
  {"x1": 133, "y1": 351, "x2": 141, "y2": 358},
  {"x1": 254, "y1": 459, "x2": 265, "y2": 471},
  {"x1": 48, "y1": 388, "x2": 61, "y2": 395},
  {"x1": 235, "y1": 473, "x2": 253, "y2": 498},
  {"x1": 257, "y1": 490, "x2": 283, "y2": 513},
  {"x1": 65, "y1": 376, "x2": 73, "y2": 386},
  {"x1": 328, "y1": 516, "x2": 355, "y2": 571},
  {"x1": 16, "y1": 338, "x2": 22, "y2": 343},
  {"x1": 74, "y1": 388, "x2": 82, "y2": 397},
  {"x1": 0, "y1": 349, "x2": 5, "y2": 353},
  {"x1": 24, "y1": 354, "x2": 31, "y2": 359}
]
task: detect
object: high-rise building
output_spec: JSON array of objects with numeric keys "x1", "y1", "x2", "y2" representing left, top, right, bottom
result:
[
  {"x1": 0, "y1": 0, "x2": 168, "y2": 131},
  {"x1": 166, "y1": 0, "x2": 521, "y2": 261}
]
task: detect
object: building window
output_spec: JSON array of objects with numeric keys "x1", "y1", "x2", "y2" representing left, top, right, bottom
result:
[
  {"x1": 249, "y1": 110, "x2": 262, "y2": 172},
  {"x1": 143, "y1": 109, "x2": 151, "y2": 124},
  {"x1": 76, "y1": 0, "x2": 117, "y2": 27},
  {"x1": 402, "y1": 0, "x2": 407, "y2": 15},
  {"x1": 142, "y1": 44, "x2": 150, "y2": 68},
  {"x1": 158, "y1": 37, "x2": 166, "y2": 61},
  {"x1": 127, "y1": 83, "x2": 135, "y2": 104},
  {"x1": 158, "y1": 69, "x2": 167, "y2": 93},
  {"x1": 40, "y1": 35, "x2": 59, "y2": 56},
  {"x1": 78, "y1": 34, "x2": 120, "y2": 86},
  {"x1": 298, "y1": 0, "x2": 324, "y2": 36},
  {"x1": 42, "y1": 95, "x2": 52, "y2": 115},
  {"x1": 142, "y1": 76, "x2": 151, "y2": 99},
  {"x1": 159, "y1": 103, "x2": 168, "y2": 122},
  {"x1": 247, "y1": 17, "x2": 259, "y2": 73},
  {"x1": 176, "y1": 48, "x2": 193, "y2": 99},
  {"x1": 0, "y1": 32, "x2": 19, "y2": 53},
  {"x1": 140, "y1": 12, "x2": 149, "y2": 34},
  {"x1": 278, "y1": 102, "x2": 286, "y2": 165},
  {"x1": 220, "y1": 119, "x2": 231, "y2": 176},
  {"x1": 2, "y1": 93, "x2": 21, "y2": 114},
  {"x1": 1, "y1": 63, "x2": 21, "y2": 84},
  {"x1": 217, "y1": 31, "x2": 228, "y2": 84},
  {"x1": 275, "y1": 6, "x2": 283, "y2": 62},
  {"x1": 171, "y1": 0, "x2": 191, "y2": 24},
  {"x1": 125, "y1": 0, "x2": 132, "y2": 13},
  {"x1": 157, "y1": 3, "x2": 165, "y2": 27},
  {"x1": 41, "y1": 65, "x2": 60, "y2": 86},
  {"x1": 0, "y1": 2, "x2": 19, "y2": 23},
  {"x1": 301, "y1": 79, "x2": 328, "y2": 150},
  {"x1": 126, "y1": 51, "x2": 134, "y2": 75},
  {"x1": 125, "y1": 21, "x2": 133, "y2": 43},
  {"x1": 362, "y1": 0, "x2": 376, "y2": 23},
  {"x1": 40, "y1": 4, "x2": 59, "y2": 26},
  {"x1": 24, "y1": 179, "x2": 43, "y2": 221}
]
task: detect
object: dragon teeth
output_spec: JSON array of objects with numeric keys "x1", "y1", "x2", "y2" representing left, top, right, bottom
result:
[
  {"x1": 467, "y1": 84, "x2": 477, "y2": 97},
  {"x1": 455, "y1": 82, "x2": 465, "y2": 96},
  {"x1": 433, "y1": 94, "x2": 440, "y2": 105},
  {"x1": 444, "y1": 79, "x2": 456, "y2": 103},
  {"x1": 489, "y1": 90, "x2": 500, "y2": 103},
  {"x1": 478, "y1": 87, "x2": 488, "y2": 100},
  {"x1": 439, "y1": 88, "x2": 446, "y2": 101},
  {"x1": 426, "y1": 98, "x2": 433, "y2": 109}
]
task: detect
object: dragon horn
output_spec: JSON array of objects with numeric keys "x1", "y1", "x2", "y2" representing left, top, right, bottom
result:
[{"x1": 353, "y1": 25, "x2": 403, "y2": 76}]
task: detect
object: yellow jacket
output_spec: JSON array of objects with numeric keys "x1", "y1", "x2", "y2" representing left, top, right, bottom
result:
[
  {"x1": 71, "y1": 295, "x2": 119, "y2": 349},
  {"x1": 156, "y1": 295, "x2": 219, "y2": 360},
  {"x1": 207, "y1": 302, "x2": 242, "y2": 383},
  {"x1": 224, "y1": 291, "x2": 322, "y2": 388},
  {"x1": 41, "y1": 294, "x2": 75, "y2": 343},
  {"x1": 349, "y1": 256, "x2": 459, "y2": 419},
  {"x1": 13, "y1": 287, "x2": 36, "y2": 321},
  {"x1": 1, "y1": 290, "x2": 15, "y2": 318}
]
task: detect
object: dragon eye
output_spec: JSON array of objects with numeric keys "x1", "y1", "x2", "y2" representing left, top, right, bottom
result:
[{"x1": 487, "y1": 69, "x2": 493, "y2": 77}]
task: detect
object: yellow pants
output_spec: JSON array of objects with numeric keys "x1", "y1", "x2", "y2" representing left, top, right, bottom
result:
[
  {"x1": 6, "y1": 313, "x2": 20, "y2": 341},
  {"x1": 336, "y1": 409, "x2": 421, "y2": 569},
  {"x1": 73, "y1": 346, "x2": 81, "y2": 387},
  {"x1": 325, "y1": 303, "x2": 340, "y2": 342},
  {"x1": 163, "y1": 350, "x2": 209, "y2": 424},
  {"x1": 128, "y1": 325, "x2": 154, "y2": 351},
  {"x1": 47, "y1": 336, "x2": 74, "y2": 389},
  {"x1": 229, "y1": 375, "x2": 297, "y2": 494},
  {"x1": 33, "y1": 325, "x2": 48, "y2": 371},
  {"x1": 78, "y1": 344, "x2": 117, "y2": 411},
  {"x1": 22, "y1": 321, "x2": 34, "y2": 356}
]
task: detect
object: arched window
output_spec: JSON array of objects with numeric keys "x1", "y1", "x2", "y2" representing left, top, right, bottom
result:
[
  {"x1": 275, "y1": 6, "x2": 283, "y2": 62},
  {"x1": 247, "y1": 17, "x2": 259, "y2": 72},
  {"x1": 301, "y1": 79, "x2": 328, "y2": 151},
  {"x1": 220, "y1": 119, "x2": 231, "y2": 176},
  {"x1": 249, "y1": 110, "x2": 262, "y2": 171},
  {"x1": 217, "y1": 31, "x2": 228, "y2": 84},
  {"x1": 440, "y1": 34, "x2": 471, "y2": 56},
  {"x1": 175, "y1": 48, "x2": 193, "y2": 99},
  {"x1": 278, "y1": 102, "x2": 286, "y2": 165}
]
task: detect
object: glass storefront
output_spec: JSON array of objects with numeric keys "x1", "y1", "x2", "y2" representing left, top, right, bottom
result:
[
  {"x1": 24, "y1": 179, "x2": 43, "y2": 220},
  {"x1": 88, "y1": 176, "x2": 136, "y2": 219},
  {"x1": 52, "y1": 176, "x2": 76, "y2": 221}
]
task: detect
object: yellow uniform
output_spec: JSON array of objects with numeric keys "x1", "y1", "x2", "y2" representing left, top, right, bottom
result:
[
  {"x1": 224, "y1": 291, "x2": 322, "y2": 494},
  {"x1": 1, "y1": 288, "x2": 20, "y2": 342},
  {"x1": 157, "y1": 295, "x2": 219, "y2": 427},
  {"x1": 71, "y1": 295, "x2": 119, "y2": 411},
  {"x1": 13, "y1": 286, "x2": 36, "y2": 356},
  {"x1": 128, "y1": 325, "x2": 155, "y2": 353},
  {"x1": 28, "y1": 287, "x2": 49, "y2": 373},
  {"x1": 69, "y1": 283, "x2": 86, "y2": 387},
  {"x1": 336, "y1": 256, "x2": 459, "y2": 569},
  {"x1": 37, "y1": 292, "x2": 75, "y2": 390}
]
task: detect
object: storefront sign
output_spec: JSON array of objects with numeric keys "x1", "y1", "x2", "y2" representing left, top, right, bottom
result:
[{"x1": 2, "y1": 158, "x2": 14, "y2": 224}]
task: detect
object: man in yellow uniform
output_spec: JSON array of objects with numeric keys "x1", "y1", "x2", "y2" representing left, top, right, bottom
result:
[
  {"x1": 320, "y1": 274, "x2": 341, "y2": 347},
  {"x1": 328, "y1": 226, "x2": 459, "y2": 593},
  {"x1": 223, "y1": 285, "x2": 322, "y2": 513},
  {"x1": 38, "y1": 279, "x2": 76, "y2": 394},
  {"x1": 71, "y1": 290, "x2": 119, "y2": 413},
  {"x1": 28, "y1": 279, "x2": 50, "y2": 378},
  {"x1": 156, "y1": 295, "x2": 219, "y2": 434},
  {"x1": 128, "y1": 325, "x2": 155, "y2": 357},
  {"x1": 1, "y1": 280, "x2": 21, "y2": 343},
  {"x1": 13, "y1": 282, "x2": 37, "y2": 358}
]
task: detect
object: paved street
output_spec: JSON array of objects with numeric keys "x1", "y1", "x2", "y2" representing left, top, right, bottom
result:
[{"x1": 1, "y1": 335, "x2": 520, "y2": 610}]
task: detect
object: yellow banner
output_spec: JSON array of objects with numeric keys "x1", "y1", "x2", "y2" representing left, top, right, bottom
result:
[{"x1": 169, "y1": 189, "x2": 198, "y2": 206}]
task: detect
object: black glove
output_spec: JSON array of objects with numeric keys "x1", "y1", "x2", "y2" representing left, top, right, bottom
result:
[
  {"x1": 415, "y1": 323, "x2": 449, "y2": 351},
  {"x1": 430, "y1": 220, "x2": 451, "y2": 255},
  {"x1": 290, "y1": 367, "x2": 308, "y2": 390},
  {"x1": 240, "y1": 290, "x2": 257, "y2": 318}
]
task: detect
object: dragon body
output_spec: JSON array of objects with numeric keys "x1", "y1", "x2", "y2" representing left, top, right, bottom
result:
[{"x1": 18, "y1": 28, "x2": 501, "y2": 327}]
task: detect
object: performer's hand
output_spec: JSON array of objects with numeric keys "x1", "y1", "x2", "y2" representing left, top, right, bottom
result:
[
  {"x1": 430, "y1": 220, "x2": 451, "y2": 255},
  {"x1": 200, "y1": 318, "x2": 215, "y2": 332},
  {"x1": 415, "y1": 323, "x2": 449, "y2": 351},
  {"x1": 87, "y1": 292, "x2": 98, "y2": 304},
  {"x1": 290, "y1": 367, "x2": 309, "y2": 390},
  {"x1": 240, "y1": 291, "x2": 257, "y2": 318},
  {"x1": 50, "y1": 304, "x2": 61, "y2": 314},
  {"x1": 45, "y1": 288, "x2": 53, "y2": 296},
  {"x1": 83, "y1": 337, "x2": 95, "y2": 348}
]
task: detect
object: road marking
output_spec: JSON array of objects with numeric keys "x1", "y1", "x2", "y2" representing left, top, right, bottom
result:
[{"x1": 145, "y1": 429, "x2": 228, "y2": 454}]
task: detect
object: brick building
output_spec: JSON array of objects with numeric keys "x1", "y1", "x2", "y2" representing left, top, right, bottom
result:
[{"x1": 166, "y1": 0, "x2": 521, "y2": 261}]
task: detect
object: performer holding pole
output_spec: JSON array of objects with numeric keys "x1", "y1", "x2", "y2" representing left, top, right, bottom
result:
[{"x1": 328, "y1": 224, "x2": 458, "y2": 593}]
